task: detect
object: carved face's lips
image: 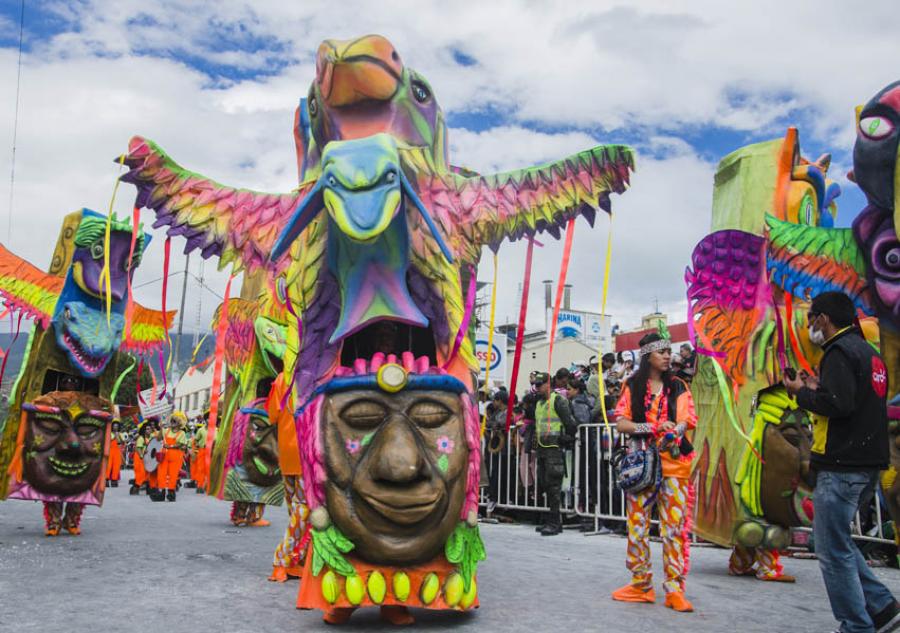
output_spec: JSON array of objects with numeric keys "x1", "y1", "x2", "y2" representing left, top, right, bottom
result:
[
  {"x1": 48, "y1": 455, "x2": 90, "y2": 477},
  {"x1": 61, "y1": 328, "x2": 110, "y2": 376},
  {"x1": 356, "y1": 485, "x2": 444, "y2": 526}
]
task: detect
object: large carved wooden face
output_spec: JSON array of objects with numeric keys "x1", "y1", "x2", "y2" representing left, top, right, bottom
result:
[
  {"x1": 760, "y1": 409, "x2": 814, "y2": 528},
  {"x1": 240, "y1": 407, "x2": 281, "y2": 488},
  {"x1": 22, "y1": 391, "x2": 112, "y2": 497},
  {"x1": 322, "y1": 388, "x2": 468, "y2": 565}
]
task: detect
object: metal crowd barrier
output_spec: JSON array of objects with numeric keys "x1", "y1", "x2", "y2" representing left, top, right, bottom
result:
[{"x1": 480, "y1": 423, "x2": 896, "y2": 548}]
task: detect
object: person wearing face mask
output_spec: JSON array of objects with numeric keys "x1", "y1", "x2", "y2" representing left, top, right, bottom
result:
[{"x1": 784, "y1": 291, "x2": 899, "y2": 633}]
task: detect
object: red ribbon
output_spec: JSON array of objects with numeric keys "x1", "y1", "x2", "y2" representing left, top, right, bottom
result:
[
  {"x1": 506, "y1": 237, "x2": 535, "y2": 431},
  {"x1": 547, "y1": 218, "x2": 576, "y2": 370},
  {"x1": 206, "y1": 275, "x2": 233, "y2": 470},
  {"x1": 784, "y1": 292, "x2": 814, "y2": 375},
  {"x1": 159, "y1": 236, "x2": 171, "y2": 388}
]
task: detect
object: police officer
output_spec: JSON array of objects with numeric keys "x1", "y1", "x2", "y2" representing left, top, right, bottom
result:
[{"x1": 532, "y1": 371, "x2": 578, "y2": 536}]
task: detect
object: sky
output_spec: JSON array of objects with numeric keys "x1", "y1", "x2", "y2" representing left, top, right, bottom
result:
[{"x1": 0, "y1": 0, "x2": 897, "y2": 341}]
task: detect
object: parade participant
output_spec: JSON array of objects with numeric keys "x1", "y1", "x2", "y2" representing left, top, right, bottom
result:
[
  {"x1": 784, "y1": 291, "x2": 900, "y2": 633},
  {"x1": 159, "y1": 412, "x2": 189, "y2": 501},
  {"x1": 0, "y1": 209, "x2": 172, "y2": 534},
  {"x1": 130, "y1": 422, "x2": 153, "y2": 495},
  {"x1": 531, "y1": 371, "x2": 577, "y2": 536},
  {"x1": 144, "y1": 418, "x2": 164, "y2": 500},
  {"x1": 685, "y1": 128, "x2": 843, "y2": 584},
  {"x1": 106, "y1": 420, "x2": 124, "y2": 487},
  {"x1": 268, "y1": 374, "x2": 308, "y2": 582},
  {"x1": 612, "y1": 333, "x2": 697, "y2": 613},
  {"x1": 190, "y1": 420, "x2": 209, "y2": 494},
  {"x1": 121, "y1": 31, "x2": 634, "y2": 624},
  {"x1": 7, "y1": 392, "x2": 115, "y2": 536}
]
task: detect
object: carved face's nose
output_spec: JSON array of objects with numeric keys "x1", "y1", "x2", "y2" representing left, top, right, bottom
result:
[{"x1": 369, "y1": 416, "x2": 429, "y2": 485}]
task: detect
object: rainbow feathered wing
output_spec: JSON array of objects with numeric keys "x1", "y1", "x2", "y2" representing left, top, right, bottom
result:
[
  {"x1": 0, "y1": 242, "x2": 174, "y2": 352},
  {"x1": 765, "y1": 214, "x2": 873, "y2": 316}
]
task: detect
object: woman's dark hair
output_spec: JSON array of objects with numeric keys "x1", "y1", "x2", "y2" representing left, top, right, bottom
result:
[
  {"x1": 627, "y1": 333, "x2": 674, "y2": 423},
  {"x1": 568, "y1": 377, "x2": 586, "y2": 393}
]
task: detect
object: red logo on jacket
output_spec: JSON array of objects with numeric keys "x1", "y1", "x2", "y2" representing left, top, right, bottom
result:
[{"x1": 872, "y1": 356, "x2": 888, "y2": 398}]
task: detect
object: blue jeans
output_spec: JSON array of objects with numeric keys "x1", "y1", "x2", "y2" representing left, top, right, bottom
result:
[{"x1": 814, "y1": 470, "x2": 896, "y2": 633}]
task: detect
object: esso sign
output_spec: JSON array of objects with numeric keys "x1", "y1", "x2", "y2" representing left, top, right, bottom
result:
[
  {"x1": 475, "y1": 345, "x2": 501, "y2": 370},
  {"x1": 475, "y1": 331, "x2": 505, "y2": 380}
]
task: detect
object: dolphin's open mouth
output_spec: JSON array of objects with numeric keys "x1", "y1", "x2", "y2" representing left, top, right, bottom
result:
[{"x1": 62, "y1": 329, "x2": 110, "y2": 376}]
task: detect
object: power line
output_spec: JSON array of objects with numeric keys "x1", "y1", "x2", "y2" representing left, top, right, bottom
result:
[{"x1": 7, "y1": 0, "x2": 25, "y2": 245}]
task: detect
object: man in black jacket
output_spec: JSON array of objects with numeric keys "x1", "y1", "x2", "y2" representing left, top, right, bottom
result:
[
  {"x1": 784, "y1": 291, "x2": 899, "y2": 633},
  {"x1": 532, "y1": 371, "x2": 578, "y2": 536}
]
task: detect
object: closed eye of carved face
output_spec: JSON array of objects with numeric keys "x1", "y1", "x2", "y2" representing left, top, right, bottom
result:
[
  {"x1": 75, "y1": 420, "x2": 104, "y2": 440},
  {"x1": 407, "y1": 400, "x2": 452, "y2": 428},
  {"x1": 35, "y1": 416, "x2": 64, "y2": 435},
  {"x1": 340, "y1": 399, "x2": 388, "y2": 429}
]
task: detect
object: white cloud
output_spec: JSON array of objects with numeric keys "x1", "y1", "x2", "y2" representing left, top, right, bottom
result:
[{"x1": 0, "y1": 0, "x2": 898, "y2": 345}]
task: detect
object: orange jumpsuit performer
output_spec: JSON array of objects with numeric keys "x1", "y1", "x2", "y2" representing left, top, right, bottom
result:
[
  {"x1": 190, "y1": 422, "x2": 209, "y2": 493},
  {"x1": 611, "y1": 333, "x2": 697, "y2": 614},
  {"x1": 159, "y1": 413, "x2": 189, "y2": 501},
  {"x1": 268, "y1": 375, "x2": 308, "y2": 582},
  {"x1": 130, "y1": 423, "x2": 152, "y2": 495},
  {"x1": 106, "y1": 420, "x2": 124, "y2": 487}
]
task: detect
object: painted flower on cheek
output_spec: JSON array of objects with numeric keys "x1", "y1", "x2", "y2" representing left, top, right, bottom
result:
[
  {"x1": 436, "y1": 436, "x2": 454, "y2": 454},
  {"x1": 345, "y1": 438, "x2": 361, "y2": 455}
]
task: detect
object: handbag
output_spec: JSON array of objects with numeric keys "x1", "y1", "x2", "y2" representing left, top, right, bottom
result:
[{"x1": 612, "y1": 435, "x2": 661, "y2": 495}]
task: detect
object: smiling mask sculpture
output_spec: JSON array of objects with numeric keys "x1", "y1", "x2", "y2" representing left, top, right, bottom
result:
[
  {"x1": 119, "y1": 34, "x2": 634, "y2": 623},
  {"x1": 206, "y1": 294, "x2": 288, "y2": 527},
  {"x1": 0, "y1": 209, "x2": 172, "y2": 535}
]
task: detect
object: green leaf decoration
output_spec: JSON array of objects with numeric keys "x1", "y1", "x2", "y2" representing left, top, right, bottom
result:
[
  {"x1": 311, "y1": 524, "x2": 356, "y2": 577},
  {"x1": 361, "y1": 432, "x2": 374, "y2": 446},
  {"x1": 437, "y1": 454, "x2": 449, "y2": 473},
  {"x1": 444, "y1": 523, "x2": 487, "y2": 592}
]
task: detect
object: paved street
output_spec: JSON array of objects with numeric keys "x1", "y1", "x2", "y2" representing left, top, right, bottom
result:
[{"x1": 1, "y1": 474, "x2": 898, "y2": 632}]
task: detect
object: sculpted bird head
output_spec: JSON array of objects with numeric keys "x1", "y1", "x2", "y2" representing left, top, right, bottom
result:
[{"x1": 295, "y1": 35, "x2": 448, "y2": 179}]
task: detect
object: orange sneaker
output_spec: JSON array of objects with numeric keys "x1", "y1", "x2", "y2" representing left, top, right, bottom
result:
[
  {"x1": 286, "y1": 565, "x2": 304, "y2": 578},
  {"x1": 380, "y1": 606, "x2": 415, "y2": 626},
  {"x1": 664, "y1": 591, "x2": 694, "y2": 612},
  {"x1": 759, "y1": 573, "x2": 795, "y2": 583},
  {"x1": 611, "y1": 584, "x2": 656, "y2": 603},
  {"x1": 268, "y1": 566, "x2": 288, "y2": 582},
  {"x1": 249, "y1": 519, "x2": 271, "y2": 527},
  {"x1": 323, "y1": 607, "x2": 355, "y2": 625},
  {"x1": 45, "y1": 527, "x2": 60, "y2": 537},
  {"x1": 65, "y1": 526, "x2": 81, "y2": 536}
]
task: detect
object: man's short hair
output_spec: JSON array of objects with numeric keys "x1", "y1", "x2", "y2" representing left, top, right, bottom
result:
[{"x1": 811, "y1": 291, "x2": 856, "y2": 329}]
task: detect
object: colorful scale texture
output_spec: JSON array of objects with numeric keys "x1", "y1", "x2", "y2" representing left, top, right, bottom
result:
[
  {"x1": 685, "y1": 230, "x2": 768, "y2": 384},
  {"x1": 765, "y1": 214, "x2": 874, "y2": 315}
]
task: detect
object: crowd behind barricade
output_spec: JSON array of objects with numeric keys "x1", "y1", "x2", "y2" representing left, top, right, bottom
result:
[
  {"x1": 479, "y1": 343, "x2": 697, "y2": 529},
  {"x1": 479, "y1": 340, "x2": 893, "y2": 554}
]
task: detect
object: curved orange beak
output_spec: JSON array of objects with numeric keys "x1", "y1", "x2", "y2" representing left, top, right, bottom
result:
[{"x1": 316, "y1": 35, "x2": 404, "y2": 107}]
